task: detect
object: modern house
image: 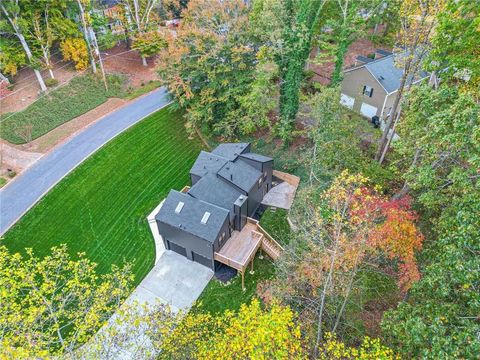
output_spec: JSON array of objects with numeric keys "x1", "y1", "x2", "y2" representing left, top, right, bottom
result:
[
  {"x1": 340, "y1": 49, "x2": 429, "y2": 120},
  {"x1": 155, "y1": 143, "x2": 278, "y2": 282}
]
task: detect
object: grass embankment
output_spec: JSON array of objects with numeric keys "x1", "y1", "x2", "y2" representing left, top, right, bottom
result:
[
  {"x1": 195, "y1": 208, "x2": 291, "y2": 314},
  {"x1": 1, "y1": 107, "x2": 203, "y2": 284},
  {"x1": 0, "y1": 74, "x2": 126, "y2": 144}
]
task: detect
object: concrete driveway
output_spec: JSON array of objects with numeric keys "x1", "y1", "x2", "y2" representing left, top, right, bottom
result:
[{"x1": 128, "y1": 251, "x2": 213, "y2": 312}]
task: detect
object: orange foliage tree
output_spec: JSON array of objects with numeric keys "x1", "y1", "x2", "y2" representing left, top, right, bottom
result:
[{"x1": 261, "y1": 171, "x2": 423, "y2": 355}]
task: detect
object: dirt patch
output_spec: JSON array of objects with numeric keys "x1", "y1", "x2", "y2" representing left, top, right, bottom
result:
[
  {"x1": 0, "y1": 57, "x2": 78, "y2": 114},
  {"x1": 102, "y1": 43, "x2": 159, "y2": 88},
  {"x1": 0, "y1": 43, "x2": 159, "y2": 115},
  {"x1": 0, "y1": 140, "x2": 43, "y2": 181}
]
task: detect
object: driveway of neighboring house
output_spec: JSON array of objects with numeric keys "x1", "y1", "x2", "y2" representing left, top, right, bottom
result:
[{"x1": 0, "y1": 87, "x2": 171, "y2": 235}]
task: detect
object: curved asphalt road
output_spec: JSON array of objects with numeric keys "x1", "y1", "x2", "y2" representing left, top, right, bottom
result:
[{"x1": 0, "y1": 87, "x2": 171, "y2": 235}]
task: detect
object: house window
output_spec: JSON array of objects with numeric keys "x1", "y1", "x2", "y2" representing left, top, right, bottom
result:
[{"x1": 363, "y1": 85, "x2": 374, "y2": 97}]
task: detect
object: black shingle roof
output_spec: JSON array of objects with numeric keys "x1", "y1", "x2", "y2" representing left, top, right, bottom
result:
[
  {"x1": 217, "y1": 159, "x2": 262, "y2": 192},
  {"x1": 239, "y1": 152, "x2": 273, "y2": 163},
  {"x1": 190, "y1": 151, "x2": 228, "y2": 178},
  {"x1": 188, "y1": 173, "x2": 242, "y2": 212},
  {"x1": 211, "y1": 143, "x2": 249, "y2": 161},
  {"x1": 156, "y1": 190, "x2": 229, "y2": 242}
]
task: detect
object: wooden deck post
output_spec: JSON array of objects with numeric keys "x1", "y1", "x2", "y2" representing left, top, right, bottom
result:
[
  {"x1": 241, "y1": 271, "x2": 245, "y2": 291},
  {"x1": 251, "y1": 258, "x2": 254, "y2": 272}
]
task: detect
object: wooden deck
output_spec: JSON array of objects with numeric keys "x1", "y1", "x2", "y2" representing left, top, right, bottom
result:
[
  {"x1": 214, "y1": 222, "x2": 262, "y2": 272},
  {"x1": 214, "y1": 218, "x2": 284, "y2": 289}
]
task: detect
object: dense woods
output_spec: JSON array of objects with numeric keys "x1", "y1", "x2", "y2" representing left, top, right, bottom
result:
[{"x1": 1, "y1": 0, "x2": 479, "y2": 358}]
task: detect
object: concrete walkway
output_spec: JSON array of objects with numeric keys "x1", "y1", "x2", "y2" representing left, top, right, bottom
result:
[{"x1": 0, "y1": 87, "x2": 171, "y2": 235}]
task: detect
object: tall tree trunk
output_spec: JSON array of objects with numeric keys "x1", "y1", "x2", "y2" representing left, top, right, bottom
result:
[
  {"x1": 41, "y1": 46, "x2": 55, "y2": 79},
  {"x1": 375, "y1": 59, "x2": 411, "y2": 161},
  {"x1": 77, "y1": 0, "x2": 97, "y2": 74},
  {"x1": 393, "y1": 148, "x2": 421, "y2": 199},
  {"x1": 89, "y1": 28, "x2": 109, "y2": 91},
  {"x1": 1, "y1": 5, "x2": 47, "y2": 92},
  {"x1": 18, "y1": 33, "x2": 47, "y2": 92},
  {"x1": 379, "y1": 109, "x2": 401, "y2": 164}
]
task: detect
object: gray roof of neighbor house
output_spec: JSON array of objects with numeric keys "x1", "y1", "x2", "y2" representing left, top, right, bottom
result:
[
  {"x1": 217, "y1": 159, "x2": 262, "y2": 192},
  {"x1": 347, "y1": 53, "x2": 429, "y2": 93},
  {"x1": 211, "y1": 143, "x2": 250, "y2": 161},
  {"x1": 239, "y1": 152, "x2": 273, "y2": 163},
  {"x1": 188, "y1": 173, "x2": 242, "y2": 212},
  {"x1": 190, "y1": 151, "x2": 229, "y2": 178},
  {"x1": 156, "y1": 190, "x2": 229, "y2": 242}
]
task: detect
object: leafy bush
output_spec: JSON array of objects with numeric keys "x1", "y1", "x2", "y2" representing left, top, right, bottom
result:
[
  {"x1": 0, "y1": 74, "x2": 126, "y2": 144},
  {"x1": 45, "y1": 78, "x2": 59, "y2": 87},
  {"x1": 60, "y1": 37, "x2": 89, "y2": 70}
]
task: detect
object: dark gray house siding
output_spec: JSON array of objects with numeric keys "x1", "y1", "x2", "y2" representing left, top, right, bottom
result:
[
  {"x1": 157, "y1": 216, "x2": 230, "y2": 270},
  {"x1": 155, "y1": 143, "x2": 274, "y2": 270}
]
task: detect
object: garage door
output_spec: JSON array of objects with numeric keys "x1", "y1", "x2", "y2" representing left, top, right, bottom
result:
[
  {"x1": 340, "y1": 93, "x2": 355, "y2": 109},
  {"x1": 360, "y1": 103, "x2": 378, "y2": 118},
  {"x1": 167, "y1": 241, "x2": 187, "y2": 257},
  {"x1": 192, "y1": 252, "x2": 211, "y2": 268}
]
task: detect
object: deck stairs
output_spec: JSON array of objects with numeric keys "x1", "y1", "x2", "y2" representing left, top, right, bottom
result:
[{"x1": 247, "y1": 218, "x2": 284, "y2": 260}]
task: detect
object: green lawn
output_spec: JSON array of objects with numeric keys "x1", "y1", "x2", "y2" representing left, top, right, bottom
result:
[
  {"x1": 0, "y1": 74, "x2": 126, "y2": 144},
  {"x1": 1, "y1": 107, "x2": 204, "y2": 284},
  {"x1": 194, "y1": 253, "x2": 276, "y2": 315},
  {"x1": 194, "y1": 208, "x2": 292, "y2": 315}
]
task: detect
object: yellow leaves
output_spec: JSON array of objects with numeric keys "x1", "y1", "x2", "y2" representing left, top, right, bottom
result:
[
  {"x1": 318, "y1": 333, "x2": 398, "y2": 360},
  {"x1": 158, "y1": 299, "x2": 304, "y2": 359},
  {"x1": 60, "y1": 38, "x2": 89, "y2": 71}
]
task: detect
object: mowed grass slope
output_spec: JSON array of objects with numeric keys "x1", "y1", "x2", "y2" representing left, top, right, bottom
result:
[{"x1": 2, "y1": 107, "x2": 203, "y2": 284}]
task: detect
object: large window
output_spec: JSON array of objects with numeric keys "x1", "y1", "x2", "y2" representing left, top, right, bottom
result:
[{"x1": 363, "y1": 85, "x2": 374, "y2": 97}]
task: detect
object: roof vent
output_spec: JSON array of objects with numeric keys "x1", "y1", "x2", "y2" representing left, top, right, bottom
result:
[
  {"x1": 175, "y1": 201, "x2": 184, "y2": 214},
  {"x1": 201, "y1": 212, "x2": 211, "y2": 224}
]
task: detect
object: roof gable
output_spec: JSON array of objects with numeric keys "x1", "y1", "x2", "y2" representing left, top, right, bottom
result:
[
  {"x1": 190, "y1": 151, "x2": 228, "y2": 178},
  {"x1": 345, "y1": 53, "x2": 429, "y2": 93},
  {"x1": 217, "y1": 159, "x2": 262, "y2": 192},
  {"x1": 188, "y1": 173, "x2": 242, "y2": 211},
  {"x1": 211, "y1": 143, "x2": 250, "y2": 161}
]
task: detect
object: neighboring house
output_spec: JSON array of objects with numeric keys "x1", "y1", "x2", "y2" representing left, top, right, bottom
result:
[
  {"x1": 156, "y1": 143, "x2": 274, "y2": 270},
  {"x1": 340, "y1": 49, "x2": 429, "y2": 120},
  {"x1": 96, "y1": 0, "x2": 125, "y2": 35}
]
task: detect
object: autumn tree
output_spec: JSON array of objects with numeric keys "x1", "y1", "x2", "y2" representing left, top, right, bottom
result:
[
  {"x1": 376, "y1": 0, "x2": 445, "y2": 164},
  {"x1": 0, "y1": 244, "x2": 133, "y2": 357},
  {"x1": 76, "y1": 299, "x2": 304, "y2": 359},
  {"x1": 1, "y1": 0, "x2": 47, "y2": 91},
  {"x1": 382, "y1": 195, "x2": 480, "y2": 359},
  {"x1": 318, "y1": 332, "x2": 398, "y2": 359},
  {"x1": 0, "y1": 38, "x2": 26, "y2": 76},
  {"x1": 119, "y1": 0, "x2": 162, "y2": 66},
  {"x1": 74, "y1": 0, "x2": 108, "y2": 88},
  {"x1": 157, "y1": 0, "x2": 272, "y2": 138},
  {"x1": 131, "y1": 30, "x2": 167, "y2": 61},
  {"x1": 262, "y1": 171, "x2": 423, "y2": 356},
  {"x1": 23, "y1": 0, "x2": 77, "y2": 80}
]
